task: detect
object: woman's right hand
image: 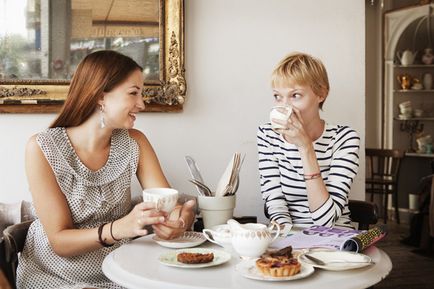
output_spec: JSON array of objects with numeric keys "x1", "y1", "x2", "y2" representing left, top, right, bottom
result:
[{"x1": 114, "y1": 202, "x2": 167, "y2": 239}]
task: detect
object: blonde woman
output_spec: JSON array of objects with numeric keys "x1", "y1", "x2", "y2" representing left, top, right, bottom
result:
[{"x1": 257, "y1": 52, "x2": 359, "y2": 228}]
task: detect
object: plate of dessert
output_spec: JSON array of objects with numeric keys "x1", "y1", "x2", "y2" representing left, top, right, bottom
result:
[
  {"x1": 236, "y1": 246, "x2": 314, "y2": 281},
  {"x1": 152, "y1": 232, "x2": 207, "y2": 249},
  {"x1": 298, "y1": 250, "x2": 374, "y2": 271},
  {"x1": 159, "y1": 248, "x2": 231, "y2": 268}
]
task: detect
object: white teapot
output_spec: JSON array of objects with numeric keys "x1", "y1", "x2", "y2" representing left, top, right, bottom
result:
[
  {"x1": 397, "y1": 49, "x2": 418, "y2": 66},
  {"x1": 228, "y1": 219, "x2": 280, "y2": 258}
]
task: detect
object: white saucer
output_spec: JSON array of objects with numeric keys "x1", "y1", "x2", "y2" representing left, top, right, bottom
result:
[
  {"x1": 152, "y1": 232, "x2": 206, "y2": 249},
  {"x1": 236, "y1": 259, "x2": 314, "y2": 281},
  {"x1": 299, "y1": 250, "x2": 373, "y2": 271},
  {"x1": 159, "y1": 248, "x2": 231, "y2": 268}
]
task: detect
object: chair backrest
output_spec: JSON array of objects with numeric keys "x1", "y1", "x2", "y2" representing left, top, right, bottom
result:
[
  {"x1": 1, "y1": 220, "x2": 32, "y2": 288},
  {"x1": 349, "y1": 200, "x2": 378, "y2": 230},
  {"x1": 365, "y1": 148, "x2": 404, "y2": 181},
  {"x1": 0, "y1": 269, "x2": 12, "y2": 289}
]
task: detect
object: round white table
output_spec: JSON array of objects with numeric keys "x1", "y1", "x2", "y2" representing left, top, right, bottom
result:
[{"x1": 102, "y1": 235, "x2": 392, "y2": 289}]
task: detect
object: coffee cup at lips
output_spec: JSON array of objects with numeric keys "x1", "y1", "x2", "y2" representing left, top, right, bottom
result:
[{"x1": 269, "y1": 105, "x2": 292, "y2": 131}]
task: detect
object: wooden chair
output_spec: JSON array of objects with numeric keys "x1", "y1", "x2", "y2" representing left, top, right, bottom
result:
[
  {"x1": 365, "y1": 148, "x2": 404, "y2": 224},
  {"x1": 0, "y1": 270, "x2": 12, "y2": 289},
  {"x1": 349, "y1": 200, "x2": 378, "y2": 230},
  {"x1": 1, "y1": 221, "x2": 32, "y2": 288}
]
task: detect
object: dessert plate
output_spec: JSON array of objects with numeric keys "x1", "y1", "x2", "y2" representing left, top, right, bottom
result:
[
  {"x1": 159, "y1": 248, "x2": 231, "y2": 268},
  {"x1": 152, "y1": 232, "x2": 206, "y2": 249},
  {"x1": 298, "y1": 250, "x2": 373, "y2": 271},
  {"x1": 236, "y1": 259, "x2": 314, "y2": 281}
]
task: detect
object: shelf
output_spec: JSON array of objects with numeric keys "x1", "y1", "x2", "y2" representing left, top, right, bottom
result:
[
  {"x1": 394, "y1": 117, "x2": 434, "y2": 121},
  {"x1": 394, "y1": 90, "x2": 434, "y2": 93},
  {"x1": 405, "y1": 152, "x2": 434, "y2": 158},
  {"x1": 394, "y1": 64, "x2": 434, "y2": 68}
]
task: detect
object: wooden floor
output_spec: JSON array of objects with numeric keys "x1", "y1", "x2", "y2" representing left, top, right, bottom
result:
[{"x1": 374, "y1": 220, "x2": 434, "y2": 289}]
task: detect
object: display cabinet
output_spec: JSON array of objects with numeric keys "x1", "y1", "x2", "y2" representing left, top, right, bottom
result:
[{"x1": 384, "y1": 4, "x2": 434, "y2": 154}]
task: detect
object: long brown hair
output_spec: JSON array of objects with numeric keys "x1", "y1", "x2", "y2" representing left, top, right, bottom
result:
[{"x1": 50, "y1": 50, "x2": 143, "y2": 128}]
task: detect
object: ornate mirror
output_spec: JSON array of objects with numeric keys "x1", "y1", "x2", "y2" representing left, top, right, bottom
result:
[{"x1": 0, "y1": 0, "x2": 185, "y2": 113}]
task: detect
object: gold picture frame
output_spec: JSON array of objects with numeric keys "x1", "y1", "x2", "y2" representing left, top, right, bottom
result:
[{"x1": 0, "y1": 0, "x2": 185, "y2": 113}]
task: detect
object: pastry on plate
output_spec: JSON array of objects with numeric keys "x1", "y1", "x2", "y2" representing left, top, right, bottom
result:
[
  {"x1": 177, "y1": 252, "x2": 214, "y2": 264},
  {"x1": 255, "y1": 246, "x2": 301, "y2": 277}
]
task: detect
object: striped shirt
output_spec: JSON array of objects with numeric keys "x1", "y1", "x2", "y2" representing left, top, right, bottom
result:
[{"x1": 257, "y1": 122, "x2": 360, "y2": 228}]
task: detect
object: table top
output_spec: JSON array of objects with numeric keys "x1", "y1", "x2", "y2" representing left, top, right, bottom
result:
[{"x1": 102, "y1": 234, "x2": 392, "y2": 289}]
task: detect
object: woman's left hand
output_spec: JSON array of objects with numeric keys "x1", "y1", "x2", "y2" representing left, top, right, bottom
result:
[
  {"x1": 277, "y1": 108, "x2": 311, "y2": 149},
  {"x1": 152, "y1": 199, "x2": 196, "y2": 239}
]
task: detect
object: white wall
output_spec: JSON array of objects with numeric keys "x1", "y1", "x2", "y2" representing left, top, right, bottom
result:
[{"x1": 0, "y1": 0, "x2": 365, "y2": 223}]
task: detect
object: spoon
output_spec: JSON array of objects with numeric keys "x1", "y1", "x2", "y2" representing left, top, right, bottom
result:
[
  {"x1": 188, "y1": 179, "x2": 212, "y2": 196},
  {"x1": 304, "y1": 254, "x2": 375, "y2": 266}
]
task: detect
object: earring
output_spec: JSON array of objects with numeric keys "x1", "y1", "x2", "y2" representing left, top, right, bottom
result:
[{"x1": 100, "y1": 105, "x2": 106, "y2": 129}]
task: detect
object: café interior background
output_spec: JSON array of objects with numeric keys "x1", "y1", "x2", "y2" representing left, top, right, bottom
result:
[{"x1": 0, "y1": 0, "x2": 366, "y2": 223}]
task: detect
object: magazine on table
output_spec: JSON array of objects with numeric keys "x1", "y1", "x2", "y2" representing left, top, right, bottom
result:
[{"x1": 272, "y1": 225, "x2": 387, "y2": 253}]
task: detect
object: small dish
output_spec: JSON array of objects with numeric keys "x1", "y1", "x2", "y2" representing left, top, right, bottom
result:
[
  {"x1": 299, "y1": 250, "x2": 373, "y2": 271},
  {"x1": 159, "y1": 248, "x2": 231, "y2": 268},
  {"x1": 236, "y1": 258, "x2": 314, "y2": 281},
  {"x1": 153, "y1": 232, "x2": 206, "y2": 249}
]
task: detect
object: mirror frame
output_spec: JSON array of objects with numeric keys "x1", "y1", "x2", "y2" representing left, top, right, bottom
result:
[{"x1": 0, "y1": 0, "x2": 185, "y2": 113}]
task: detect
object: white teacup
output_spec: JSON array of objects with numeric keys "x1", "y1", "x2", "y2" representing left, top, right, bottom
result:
[
  {"x1": 142, "y1": 188, "x2": 178, "y2": 212},
  {"x1": 202, "y1": 224, "x2": 232, "y2": 249},
  {"x1": 269, "y1": 105, "x2": 292, "y2": 130}
]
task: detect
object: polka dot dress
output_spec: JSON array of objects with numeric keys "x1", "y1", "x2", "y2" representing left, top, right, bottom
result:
[{"x1": 17, "y1": 128, "x2": 139, "y2": 289}]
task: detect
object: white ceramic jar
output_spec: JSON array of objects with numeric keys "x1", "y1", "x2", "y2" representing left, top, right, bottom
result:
[{"x1": 423, "y1": 73, "x2": 433, "y2": 90}]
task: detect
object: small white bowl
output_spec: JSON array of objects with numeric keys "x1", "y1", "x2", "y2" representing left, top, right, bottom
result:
[{"x1": 414, "y1": 109, "x2": 424, "y2": 117}]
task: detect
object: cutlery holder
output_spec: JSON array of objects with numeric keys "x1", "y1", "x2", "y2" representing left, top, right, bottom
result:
[{"x1": 198, "y1": 195, "x2": 236, "y2": 229}]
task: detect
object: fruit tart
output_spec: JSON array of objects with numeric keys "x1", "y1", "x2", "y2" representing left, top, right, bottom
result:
[{"x1": 255, "y1": 246, "x2": 301, "y2": 277}]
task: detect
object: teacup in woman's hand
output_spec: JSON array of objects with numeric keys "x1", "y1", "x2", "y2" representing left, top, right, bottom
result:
[
  {"x1": 270, "y1": 105, "x2": 292, "y2": 131},
  {"x1": 142, "y1": 188, "x2": 179, "y2": 213}
]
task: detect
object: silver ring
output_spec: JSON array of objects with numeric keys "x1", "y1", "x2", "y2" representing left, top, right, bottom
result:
[{"x1": 179, "y1": 217, "x2": 186, "y2": 229}]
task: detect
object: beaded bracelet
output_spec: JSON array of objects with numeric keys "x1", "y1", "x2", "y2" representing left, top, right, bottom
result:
[
  {"x1": 303, "y1": 172, "x2": 321, "y2": 181},
  {"x1": 98, "y1": 223, "x2": 113, "y2": 247},
  {"x1": 110, "y1": 221, "x2": 121, "y2": 242}
]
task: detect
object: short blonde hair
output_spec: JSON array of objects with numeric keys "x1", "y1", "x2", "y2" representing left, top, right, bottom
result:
[{"x1": 271, "y1": 52, "x2": 330, "y2": 109}]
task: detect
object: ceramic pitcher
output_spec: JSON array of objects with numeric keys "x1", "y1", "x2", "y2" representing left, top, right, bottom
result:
[
  {"x1": 228, "y1": 219, "x2": 280, "y2": 258},
  {"x1": 397, "y1": 50, "x2": 418, "y2": 66}
]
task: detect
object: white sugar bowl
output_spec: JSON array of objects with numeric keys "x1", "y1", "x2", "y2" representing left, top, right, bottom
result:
[
  {"x1": 202, "y1": 224, "x2": 232, "y2": 249},
  {"x1": 228, "y1": 219, "x2": 280, "y2": 258}
]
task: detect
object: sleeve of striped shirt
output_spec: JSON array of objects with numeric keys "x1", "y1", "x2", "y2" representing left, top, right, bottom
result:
[
  {"x1": 257, "y1": 126, "x2": 293, "y2": 225},
  {"x1": 311, "y1": 127, "x2": 360, "y2": 227}
]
